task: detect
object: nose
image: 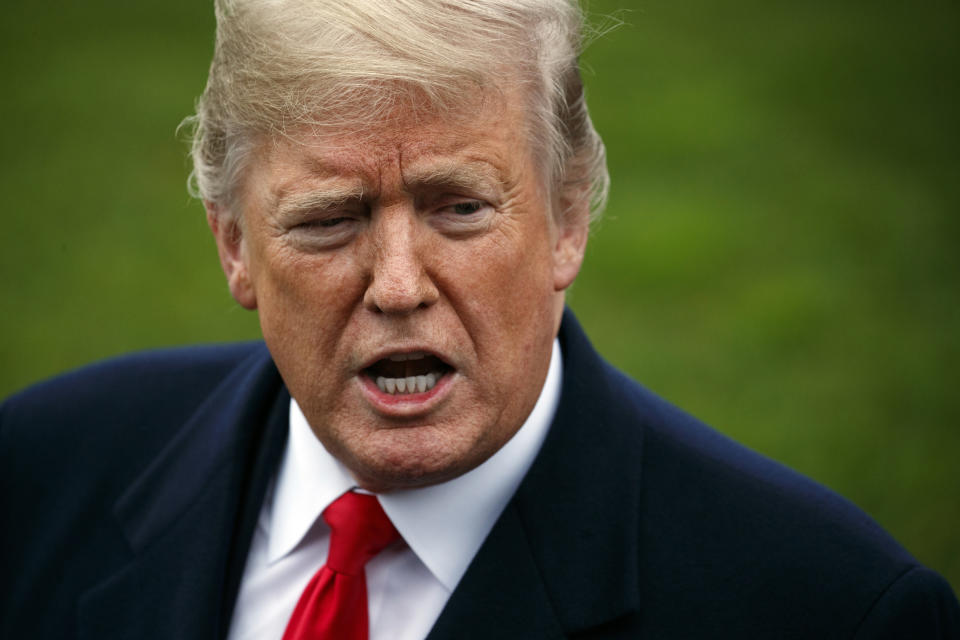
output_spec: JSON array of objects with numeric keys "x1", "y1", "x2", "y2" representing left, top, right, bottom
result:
[{"x1": 362, "y1": 208, "x2": 439, "y2": 315}]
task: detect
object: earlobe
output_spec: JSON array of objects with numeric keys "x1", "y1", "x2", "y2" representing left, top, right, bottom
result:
[{"x1": 205, "y1": 202, "x2": 258, "y2": 310}]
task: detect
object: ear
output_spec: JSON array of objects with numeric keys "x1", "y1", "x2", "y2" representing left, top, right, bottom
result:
[
  {"x1": 205, "y1": 201, "x2": 257, "y2": 310},
  {"x1": 552, "y1": 195, "x2": 590, "y2": 292}
]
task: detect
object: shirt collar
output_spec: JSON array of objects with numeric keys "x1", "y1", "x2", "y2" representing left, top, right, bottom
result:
[{"x1": 266, "y1": 339, "x2": 562, "y2": 592}]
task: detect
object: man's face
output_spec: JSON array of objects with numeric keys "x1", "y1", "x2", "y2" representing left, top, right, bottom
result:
[{"x1": 209, "y1": 90, "x2": 588, "y2": 491}]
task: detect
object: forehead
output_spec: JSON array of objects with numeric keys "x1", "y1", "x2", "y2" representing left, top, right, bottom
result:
[{"x1": 246, "y1": 85, "x2": 542, "y2": 199}]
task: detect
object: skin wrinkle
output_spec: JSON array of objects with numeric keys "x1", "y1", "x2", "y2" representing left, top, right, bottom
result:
[{"x1": 208, "y1": 87, "x2": 588, "y2": 492}]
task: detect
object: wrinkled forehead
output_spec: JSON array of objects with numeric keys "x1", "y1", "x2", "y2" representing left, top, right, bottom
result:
[
  {"x1": 281, "y1": 74, "x2": 534, "y2": 150},
  {"x1": 251, "y1": 80, "x2": 548, "y2": 192}
]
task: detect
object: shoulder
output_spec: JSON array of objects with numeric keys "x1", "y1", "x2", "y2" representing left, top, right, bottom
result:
[
  {"x1": 555, "y1": 310, "x2": 958, "y2": 636},
  {"x1": 614, "y1": 362, "x2": 958, "y2": 637},
  {"x1": 5, "y1": 342, "x2": 263, "y2": 404},
  {"x1": 2, "y1": 342, "x2": 264, "y2": 425},
  {"x1": 0, "y1": 342, "x2": 268, "y2": 494},
  {"x1": 0, "y1": 342, "x2": 280, "y2": 636}
]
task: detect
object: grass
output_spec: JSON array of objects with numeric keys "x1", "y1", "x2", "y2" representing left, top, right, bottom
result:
[{"x1": 2, "y1": 0, "x2": 957, "y2": 588}]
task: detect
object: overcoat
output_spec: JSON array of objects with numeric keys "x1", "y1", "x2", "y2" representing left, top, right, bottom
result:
[{"x1": 2, "y1": 311, "x2": 958, "y2": 638}]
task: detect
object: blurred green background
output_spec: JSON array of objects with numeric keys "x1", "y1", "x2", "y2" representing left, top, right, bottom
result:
[{"x1": 1, "y1": 0, "x2": 957, "y2": 587}]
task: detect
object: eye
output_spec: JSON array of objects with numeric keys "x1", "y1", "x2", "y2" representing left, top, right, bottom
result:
[
  {"x1": 430, "y1": 197, "x2": 495, "y2": 236},
  {"x1": 301, "y1": 216, "x2": 352, "y2": 228},
  {"x1": 287, "y1": 213, "x2": 362, "y2": 250},
  {"x1": 450, "y1": 201, "x2": 484, "y2": 215}
]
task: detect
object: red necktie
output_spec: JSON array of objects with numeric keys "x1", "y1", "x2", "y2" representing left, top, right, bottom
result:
[{"x1": 282, "y1": 491, "x2": 400, "y2": 640}]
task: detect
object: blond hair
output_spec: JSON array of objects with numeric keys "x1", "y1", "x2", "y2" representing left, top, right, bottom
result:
[{"x1": 187, "y1": 0, "x2": 609, "y2": 221}]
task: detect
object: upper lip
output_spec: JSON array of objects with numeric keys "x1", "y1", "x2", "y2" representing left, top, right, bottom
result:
[{"x1": 358, "y1": 346, "x2": 454, "y2": 372}]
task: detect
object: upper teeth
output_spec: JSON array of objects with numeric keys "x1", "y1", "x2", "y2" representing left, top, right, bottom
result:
[{"x1": 377, "y1": 373, "x2": 438, "y2": 395}]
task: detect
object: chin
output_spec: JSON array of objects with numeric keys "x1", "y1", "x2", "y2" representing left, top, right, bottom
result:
[{"x1": 343, "y1": 425, "x2": 491, "y2": 492}]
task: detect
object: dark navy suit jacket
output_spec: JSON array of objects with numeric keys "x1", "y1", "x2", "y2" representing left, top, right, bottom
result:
[{"x1": 2, "y1": 311, "x2": 958, "y2": 639}]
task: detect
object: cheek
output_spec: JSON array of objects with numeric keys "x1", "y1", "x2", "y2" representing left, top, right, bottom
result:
[
  {"x1": 250, "y1": 243, "x2": 366, "y2": 360},
  {"x1": 256, "y1": 243, "x2": 350, "y2": 308},
  {"x1": 433, "y1": 220, "x2": 557, "y2": 351},
  {"x1": 484, "y1": 219, "x2": 556, "y2": 304}
]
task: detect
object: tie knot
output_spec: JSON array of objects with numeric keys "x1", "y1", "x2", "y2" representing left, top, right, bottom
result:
[{"x1": 322, "y1": 491, "x2": 399, "y2": 575}]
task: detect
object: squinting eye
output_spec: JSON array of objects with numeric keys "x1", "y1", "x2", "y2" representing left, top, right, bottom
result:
[
  {"x1": 296, "y1": 216, "x2": 351, "y2": 230},
  {"x1": 451, "y1": 201, "x2": 484, "y2": 215},
  {"x1": 317, "y1": 217, "x2": 350, "y2": 227}
]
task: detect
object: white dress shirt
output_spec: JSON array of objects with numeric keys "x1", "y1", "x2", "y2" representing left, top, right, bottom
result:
[{"x1": 227, "y1": 340, "x2": 562, "y2": 640}]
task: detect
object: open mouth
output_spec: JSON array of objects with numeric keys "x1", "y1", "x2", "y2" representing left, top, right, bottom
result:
[{"x1": 364, "y1": 351, "x2": 453, "y2": 395}]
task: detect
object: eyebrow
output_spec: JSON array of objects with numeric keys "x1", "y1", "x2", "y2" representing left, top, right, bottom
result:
[
  {"x1": 272, "y1": 181, "x2": 366, "y2": 219},
  {"x1": 269, "y1": 155, "x2": 505, "y2": 218},
  {"x1": 401, "y1": 160, "x2": 502, "y2": 194}
]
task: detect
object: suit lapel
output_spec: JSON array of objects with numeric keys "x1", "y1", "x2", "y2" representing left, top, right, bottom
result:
[
  {"x1": 428, "y1": 309, "x2": 644, "y2": 638},
  {"x1": 425, "y1": 501, "x2": 566, "y2": 640},
  {"x1": 77, "y1": 345, "x2": 289, "y2": 640}
]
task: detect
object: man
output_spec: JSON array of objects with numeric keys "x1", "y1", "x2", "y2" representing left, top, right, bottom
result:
[{"x1": 1, "y1": 0, "x2": 957, "y2": 638}]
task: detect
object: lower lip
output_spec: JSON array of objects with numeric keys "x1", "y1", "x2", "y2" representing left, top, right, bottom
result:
[{"x1": 358, "y1": 371, "x2": 455, "y2": 416}]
